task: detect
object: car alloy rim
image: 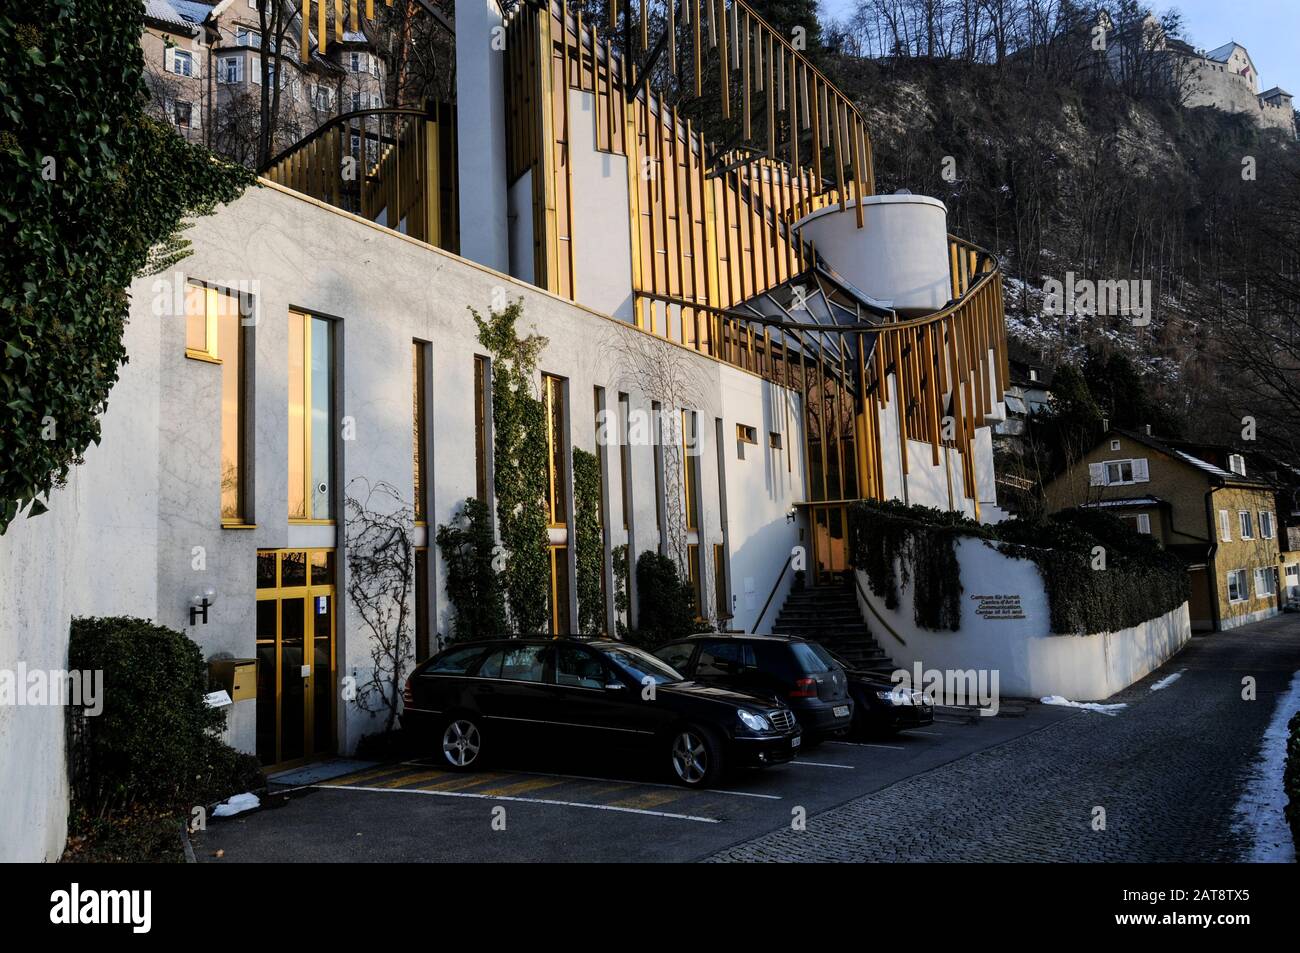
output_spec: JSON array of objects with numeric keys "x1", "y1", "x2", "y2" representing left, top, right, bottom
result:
[
  {"x1": 442, "y1": 719, "x2": 481, "y2": 767},
  {"x1": 671, "y1": 730, "x2": 707, "y2": 783}
]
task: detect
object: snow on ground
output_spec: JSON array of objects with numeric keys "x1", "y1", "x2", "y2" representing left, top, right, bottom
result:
[
  {"x1": 212, "y1": 792, "x2": 261, "y2": 818},
  {"x1": 1232, "y1": 670, "x2": 1300, "y2": 863},
  {"x1": 1039, "y1": 695, "x2": 1127, "y2": 715},
  {"x1": 1150, "y1": 671, "x2": 1184, "y2": 691}
]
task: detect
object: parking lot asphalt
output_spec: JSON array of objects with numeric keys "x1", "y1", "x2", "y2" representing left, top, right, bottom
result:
[{"x1": 194, "y1": 704, "x2": 1079, "y2": 862}]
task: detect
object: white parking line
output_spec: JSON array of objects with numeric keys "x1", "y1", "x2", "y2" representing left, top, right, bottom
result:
[
  {"x1": 397, "y1": 761, "x2": 782, "y2": 800},
  {"x1": 827, "y1": 741, "x2": 905, "y2": 750},
  {"x1": 311, "y1": 784, "x2": 722, "y2": 823},
  {"x1": 908, "y1": 730, "x2": 943, "y2": 737},
  {"x1": 790, "y1": 760, "x2": 856, "y2": 769}
]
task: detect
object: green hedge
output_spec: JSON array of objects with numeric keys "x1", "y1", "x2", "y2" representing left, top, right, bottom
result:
[
  {"x1": 1, "y1": 2, "x2": 253, "y2": 534},
  {"x1": 626, "y1": 551, "x2": 706, "y2": 649},
  {"x1": 847, "y1": 500, "x2": 1190, "y2": 635},
  {"x1": 67, "y1": 616, "x2": 262, "y2": 822},
  {"x1": 573, "y1": 447, "x2": 604, "y2": 634}
]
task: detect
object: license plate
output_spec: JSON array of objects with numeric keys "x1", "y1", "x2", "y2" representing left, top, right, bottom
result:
[
  {"x1": 833, "y1": 705, "x2": 850, "y2": 718},
  {"x1": 791, "y1": 735, "x2": 801, "y2": 748}
]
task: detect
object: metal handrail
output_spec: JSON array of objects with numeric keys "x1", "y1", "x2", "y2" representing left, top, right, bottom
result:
[{"x1": 750, "y1": 554, "x2": 793, "y2": 634}]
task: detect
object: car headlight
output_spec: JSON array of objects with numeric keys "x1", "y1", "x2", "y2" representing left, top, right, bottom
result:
[
  {"x1": 876, "y1": 689, "x2": 911, "y2": 706},
  {"x1": 737, "y1": 709, "x2": 771, "y2": 732}
]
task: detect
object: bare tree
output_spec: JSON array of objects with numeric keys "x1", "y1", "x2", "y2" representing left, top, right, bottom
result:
[{"x1": 344, "y1": 478, "x2": 416, "y2": 735}]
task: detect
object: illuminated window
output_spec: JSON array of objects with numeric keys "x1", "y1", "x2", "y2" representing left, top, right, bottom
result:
[
  {"x1": 474, "y1": 356, "x2": 489, "y2": 503},
  {"x1": 289, "y1": 311, "x2": 334, "y2": 521},
  {"x1": 412, "y1": 342, "x2": 428, "y2": 521},
  {"x1": 683, "y1": 410, "x2": 700, "y2": 532},
  {"x1": 544, "y1": 374, "x2": 568, "y2": 527},
  {"x1": 185, "y1": 281, "x2": 248, "y2": 523}
]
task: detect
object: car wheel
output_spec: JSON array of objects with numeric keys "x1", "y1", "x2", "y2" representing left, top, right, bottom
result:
[
  {"x1": 439, "y1": 715, "x2": 485, "y2": 771},
  {"x1": 668, "y1": 724, "x2": 724, "y2": 788}
]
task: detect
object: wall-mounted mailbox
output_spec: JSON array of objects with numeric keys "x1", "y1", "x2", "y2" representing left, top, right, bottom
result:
[{"x1": 209, "y1": 658, "x2": 257, "y2": 703}]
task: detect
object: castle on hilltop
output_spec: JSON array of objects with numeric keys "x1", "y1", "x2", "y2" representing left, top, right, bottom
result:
[{"x1": 1104, "y1": 13, "x2": 1296, "y2": 138}]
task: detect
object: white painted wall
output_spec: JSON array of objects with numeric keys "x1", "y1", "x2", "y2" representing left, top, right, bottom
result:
[
  {"x1": 853, "y1": 536, "x2": 1192, "y2": 700},
  {"x1": 0, "y1": 288, "x2": 163, "y2": 862},
  {"x1": 455, "y1": 0, "x2": 509, "y2": 272},
  {"x1": 568, "y1": 89, "x2": 635, "y2": 322},
  {"x1": 793, "y1": 195, "x2": 951, "y2": 313}
]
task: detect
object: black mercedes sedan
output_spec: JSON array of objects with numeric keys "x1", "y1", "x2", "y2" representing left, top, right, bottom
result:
[
  {"x1": 651, "y1": 634, "x2": 853, "y2": 746},
  {"x1": 401, "y1": 638, "x2": 802, "y2": 787},
  {"x1": 818, "y1": 645, "x2": 934, "y2": 736}
]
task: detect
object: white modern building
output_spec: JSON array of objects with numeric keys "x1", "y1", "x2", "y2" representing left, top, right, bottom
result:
[{"x1": 0, "y1": 0, "x2": 1011, "y2": 860}]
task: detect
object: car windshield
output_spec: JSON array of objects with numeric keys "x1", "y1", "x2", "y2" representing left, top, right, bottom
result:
[{"x1": 597, "y1": 644, "x2": 684, "y2": 684}]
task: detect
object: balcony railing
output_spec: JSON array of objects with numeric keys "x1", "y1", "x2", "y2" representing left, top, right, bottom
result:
[{"x1": 260, "y1": 103, "x2": 459, "y2": 252}]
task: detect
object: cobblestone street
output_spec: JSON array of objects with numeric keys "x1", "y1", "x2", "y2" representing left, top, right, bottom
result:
[{"x1": 707, "y1": 615, "x2": 1300, "y2": 862}]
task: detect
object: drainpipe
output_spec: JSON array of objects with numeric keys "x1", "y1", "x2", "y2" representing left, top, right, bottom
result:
[{"x1": 1204, "y1": 486, "x2": 1223, "y2": 631}]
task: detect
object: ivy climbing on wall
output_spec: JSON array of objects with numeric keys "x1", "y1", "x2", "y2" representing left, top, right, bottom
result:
[
  {"x1": 435, "y1": 496, "x2": 507, "y2": 642},
  {"x1": 572, "y1": 447, "x2": 604, "y2": 635},
  {"x1": 471, "y1": 300, "x2": 550, "y2": 635},
  {"x1": 1, "y1": 1, "x2": 254, "y2": 534}
]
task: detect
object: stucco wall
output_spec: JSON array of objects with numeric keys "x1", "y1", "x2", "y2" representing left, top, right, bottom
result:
[
  {"x1": 853, "y1": 537, "x2": 1192, "y2": 700},
  {"x1": 0, "y1": 284, "x2": 163, "y2": 861}
]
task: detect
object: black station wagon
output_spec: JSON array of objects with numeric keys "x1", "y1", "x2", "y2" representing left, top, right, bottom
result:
[{"x1": 401, "y1": 638, "x2": 802, "y2": 787}]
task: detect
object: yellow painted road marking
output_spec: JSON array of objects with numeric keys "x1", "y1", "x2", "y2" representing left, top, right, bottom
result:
[
  {"x1": 607, "y1": 789, "x2": 683, "y2": 810},
  {"x1": 374, "y1": 770, "x2": 450, "y2": 789},
  {"x1": 322, "y1": 765, "x2": 413, "y2": 786},
  {"x1": 418, "y1": 771, "x2": 508, "y2": 791},
  {"x1": 308, "y1": 784, "x2": 721, "y2": 823},
  {"x1": 473, "y1": 776, "x2": 570, "y2": 797}
]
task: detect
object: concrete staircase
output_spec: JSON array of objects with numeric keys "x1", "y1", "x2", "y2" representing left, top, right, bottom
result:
[{"x1": 772, "y1": 574, "x2": 897, "y2": 677}]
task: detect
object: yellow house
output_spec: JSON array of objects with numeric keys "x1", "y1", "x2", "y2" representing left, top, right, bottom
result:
[{"x1": 1043, "y1": 429, "x2": 1282, "y2": 632}]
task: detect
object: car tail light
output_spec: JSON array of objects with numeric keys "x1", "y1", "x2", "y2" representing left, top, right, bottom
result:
[
  {"x1": 789, "y1": 677, "x2": 817, "y2": 699},
  {"x1": 402, "y1": 676, "x2": 413, "y2": 706}
]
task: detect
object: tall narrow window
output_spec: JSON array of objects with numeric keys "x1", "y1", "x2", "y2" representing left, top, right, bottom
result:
[
  {"x1": 544, "y1": 374, "x2": 568, "y2": 527},
  {"x1": 289, "y1": 311, "x2": 334, "y2": 521},
  {"x1": 412, "y1": 342, "x2": 428, "y2": 522},
  {"x1": 687, "y1": 543, "x2": 702, "y2": 619},
  {"x1": 619, "y1": 393, "x2": 633, "y2": 530},
  {"x1": 652, "y1": 400, "x2": 665, "y2": 540},
  {"x1": 682, "y1": 409, "x2": 700, "y2": 532},
  {"x1": 713, "y1": 543, "x2": 729, "y2": 622},
  {"x1": 549, "y1": 545, "x2": 571, "y2": 635},
  {"x1": 474, "y1": 355, "x2": 489, "y2": 503},
  {"x1": 186, "y1": 282, "x2": 248, "y2": 524},
  {"x1": 414, "y1": 548, "x2": 430, "y2": 661}
]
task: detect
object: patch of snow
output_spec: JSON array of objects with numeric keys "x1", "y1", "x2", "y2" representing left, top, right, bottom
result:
[
  {"x1": 1232, "y1": 669, "x2": 1300, "y2": 863},
  {"x1": 1150, "y1": 670, "x2": 1185, "y2": 691},
  {"x1": 1040, "y1": 695, "x2": 1127, "y2": 715},
  {"x1": 212, "y1": 792, "x2": 261, "y2": 818}
]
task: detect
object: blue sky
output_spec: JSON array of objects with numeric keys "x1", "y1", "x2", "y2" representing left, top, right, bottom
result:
[{"x1": 817, "y1": 0, "x2": 1299, "y2": 96}]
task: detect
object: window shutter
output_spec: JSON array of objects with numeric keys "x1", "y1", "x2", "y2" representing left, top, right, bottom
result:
[
  {"x1": 1089, "y1": 463, "x2": 1106, "y2": 486},
  {"x1": 1219, "y1": 510, "x2": 1232, "y2": 542},
  {"x1": 1132, "y1": 458, "x2": 1150, "y2": 482},
  {"x1": 165, "y1": 48, "x2": 174, "y2": 73},
  {"x1": 1137, "y1": 514, "x2": 1151, "y2": 534}
]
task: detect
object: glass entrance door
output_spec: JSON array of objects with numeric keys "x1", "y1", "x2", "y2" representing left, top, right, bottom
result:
[
  {"x1": 811, "y1": 505, "x2": 848, "y2": 583},
  {"x1": 256, "y1": 549, "x2": 336, "y2": 767}
]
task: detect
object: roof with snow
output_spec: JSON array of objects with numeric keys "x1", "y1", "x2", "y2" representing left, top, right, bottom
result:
[
  {"x1": 143, "y1": 0, "x2": 217, "y2": 31},
  {"x1": 1081, "y1": 496, "x2": 1165, "y2": 509},
  {"x1": 1110, "y1": 428, "x2": 1267, "y2": 487}
]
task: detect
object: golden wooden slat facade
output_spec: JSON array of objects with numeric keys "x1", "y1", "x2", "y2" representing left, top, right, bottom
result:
[
  {"x1": 504, "y1": 0, "x2": 876, "y2": 322},
  {"x1": 262, "y1": 105, "x2": 459, "y2": 252}
]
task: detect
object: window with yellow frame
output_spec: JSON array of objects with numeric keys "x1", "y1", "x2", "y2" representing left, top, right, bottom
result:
[
  {"x1": 289, "y1": 310, "x2": 334, "y2": 522},
  {"x1": 543, "y1": 374, "x2": 568, "y2": 528},
  {"x1": 185, "y1": 280, "x2": 249, "y2": 525}
]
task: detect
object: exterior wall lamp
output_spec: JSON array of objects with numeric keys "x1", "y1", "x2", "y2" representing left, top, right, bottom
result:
[
  {"x1": 786, "y1": 506, "x2": 797, "y2": 524},
  {"x1": 190, "y1": 589, "x2": 217, "y2": 625}
]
